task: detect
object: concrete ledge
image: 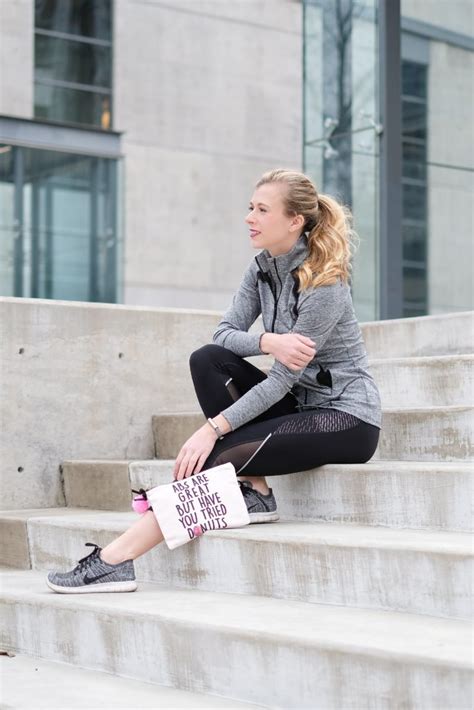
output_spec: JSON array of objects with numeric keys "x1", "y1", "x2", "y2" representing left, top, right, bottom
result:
[
  {"x1": 361, "y1": 311, "x2": 474, "y2": 358},
  {"x1": 153, "y1": 406, "x2": 474, "y2": 461},
  {"x1": 376, "y1": 406, "x2": 473, "y2": 461},
  {"x1": 1, "y1": 569, "x2": 472, "y2": 709},
  {"x1": 0, "y1": 508, "x2": 99, "y2": 568},
  {"x1": 60, "y1": 459, "x2": 474, "y2": 531}
]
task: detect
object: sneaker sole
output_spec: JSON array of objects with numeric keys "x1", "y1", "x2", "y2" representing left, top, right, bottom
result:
[
  {"x1": 248, "y1": 511, "x2": 280, "y2": 524},
  {"x1": 46, "y1": 578, "x2": 138, "y2": 594}
]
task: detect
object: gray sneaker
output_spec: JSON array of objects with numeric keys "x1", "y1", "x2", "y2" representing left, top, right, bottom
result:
[
  {"x1": 46, "y1": 542, "x2": 137, "y2": 594},
  {"x1": 239, "y1": 480, "x2": 279, "y2": 523}
]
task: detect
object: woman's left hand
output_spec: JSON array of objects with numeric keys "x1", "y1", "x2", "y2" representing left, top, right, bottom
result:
[{"x1": 173, "y1": 424, "x2": 217, "y2": 480}]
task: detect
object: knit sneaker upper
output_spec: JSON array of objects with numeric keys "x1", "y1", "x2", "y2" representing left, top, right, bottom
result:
[{"x1": 47, "y1": 542, "x2": 135, "y2": 589}]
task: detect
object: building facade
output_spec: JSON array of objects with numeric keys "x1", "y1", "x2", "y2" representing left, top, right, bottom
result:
[{"x1": 0, "y1": 0, "x2": 472, "y2": 320}]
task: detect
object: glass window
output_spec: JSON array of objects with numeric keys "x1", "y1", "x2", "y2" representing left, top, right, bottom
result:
[
  {"x1": 402, "y1": 100, "x2": 426, "y2": 140},
  {"x1": 403, "y1": 183, "x2": 426, "y2": 221},
  {"x1": 402, "y1": 61, "x2": 427, "y2": 99},
  {"x1": 35, "y1": 34, "x2": 111, "y2": 88},
  {"x1": 303, "y1": 0, "x2": 379, "y2": 322},
  {"x1": 34, "y1": 0, "x2": 112, "y2": 129},
  {"x1": 402, "y1": 224, "x2": 427, "y2": 262},
  {"x1": 35, "y1": 0, "x2": 111, "y2": 41},
  {"x1": 35, "y1": 84, "x2": 111, "y2": 129},
  {"x1": 402, "y1": 142, "x2": 427, "y2": 180},
  {"x1": 0, "y1": 145, "x2": 121, "y2": 303}
]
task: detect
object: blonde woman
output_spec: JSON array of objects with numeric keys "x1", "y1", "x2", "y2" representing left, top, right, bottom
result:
[{"x1": 47, "y1": 169, "x2": 382, "y2": 593}]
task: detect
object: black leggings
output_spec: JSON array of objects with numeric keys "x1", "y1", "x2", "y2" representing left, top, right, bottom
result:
[{"x1": 190, "y1": 344, "x2": 380, "y2": 476}]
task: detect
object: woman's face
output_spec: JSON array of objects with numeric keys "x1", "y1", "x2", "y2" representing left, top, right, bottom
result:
[{"x1": 245, "y1": 183, "x2": 304, "y2": 257}]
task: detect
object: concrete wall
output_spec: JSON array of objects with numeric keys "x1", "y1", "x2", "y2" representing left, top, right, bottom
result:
[
  {"x1": 402, "y1": 0, "x2": 473, "y2": 36},
  {"x1": 0, "y1": 0, "x2": 34, "y2": 117},
  {"x1": 113, "y1": 0, "x2": 303, "y2": 310},
  {"x1": 0, "y1": 297, "x2": 228, "y2": 510}
]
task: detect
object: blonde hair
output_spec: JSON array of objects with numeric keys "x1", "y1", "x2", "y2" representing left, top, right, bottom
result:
[{"x1": 255, "y1": 168, "x2": 359, "y2": 290}]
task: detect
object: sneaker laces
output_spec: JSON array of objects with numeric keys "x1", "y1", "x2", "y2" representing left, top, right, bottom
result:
[{"x1": 75, "y1": 542, "x2": 101, "y2": 572}]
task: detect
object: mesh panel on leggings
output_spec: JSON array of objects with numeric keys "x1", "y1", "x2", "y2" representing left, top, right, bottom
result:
[{"x1": 273, "y1": 409, "x2": 361, "y2": 435}]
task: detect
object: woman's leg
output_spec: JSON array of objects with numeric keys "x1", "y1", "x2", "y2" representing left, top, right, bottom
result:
[
  {"x1": 189, "y1": 343, "x2": 299, "y2": 422},
  {"x1": 189, "y1": 343, "x2": 299, "y2": 493},
  {"x1": 202, "y1": 408, "x2": 380, "y2": 476},
  {"x1": 100, "y1": 510, "x2": 163, "y2": 565}
]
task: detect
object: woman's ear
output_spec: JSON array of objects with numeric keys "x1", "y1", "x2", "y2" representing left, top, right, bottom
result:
[{"x1": 290, "y1": 214, "x2": 305, "y2": 232}]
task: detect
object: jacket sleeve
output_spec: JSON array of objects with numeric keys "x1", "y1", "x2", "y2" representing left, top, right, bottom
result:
[
  {"x1": 212, "y1": 262, "x2": 263, "y2": 357},
  {"x1": 219, "y1": 279, "x2": 348, "y2": 431}
]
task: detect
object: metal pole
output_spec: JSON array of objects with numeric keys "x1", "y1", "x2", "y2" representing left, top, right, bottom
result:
[{"x1": 378, "y1": 0, "x2": 403, "y2": 319}]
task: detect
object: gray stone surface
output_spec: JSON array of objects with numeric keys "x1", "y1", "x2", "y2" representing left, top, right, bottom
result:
[
  {"x1": 63, "y1": 461, "x2": 132, "y2": 511},
  {"x1": 60, "y1": 459, "x2": 474, "y2": 531},
  {"x1": 114, "y1": 0, "x2": 303, "y2": 310},
  {"x1": 0, "y1": 0, "x2": 33, "y2": 118},
  {"x1": 1, "y1": 653, "x2": 262, "y2": 708},
  {"x1": 1, "y1": 569, "x2": 472, "y2": 709},
  {"x1": 361, "y1": 311, "x2": 474, "y2": 358},
  {"x1": 376, "y1": 406, "x2": 473, "y2": 461},
  {"x1": 21, "y1": 510, "x2": 474, "y2": 619},
  {"x1": 0, "y1": 298, "x2": 220, "y2": 510},
  {"x1": 153, "y1": 406, "x2": 474, "y2": 461}
]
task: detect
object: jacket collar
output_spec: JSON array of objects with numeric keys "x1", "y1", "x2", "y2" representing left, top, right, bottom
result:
[{"x1": 255, "y1": 232, "x2": 309, "y2": 275}]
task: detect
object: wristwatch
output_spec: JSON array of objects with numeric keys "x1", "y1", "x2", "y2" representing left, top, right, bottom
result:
[{"x1": 207, "y1": 417, "x2": 225, "y2": 440}]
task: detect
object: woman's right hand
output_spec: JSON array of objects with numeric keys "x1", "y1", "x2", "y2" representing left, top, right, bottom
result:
[{"x1": 261, "y1": 333, "x2": 317, "y2": 371}]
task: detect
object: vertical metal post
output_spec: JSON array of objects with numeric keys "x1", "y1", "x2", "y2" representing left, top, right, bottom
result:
[
  {"x1": 31, "y1": 181, "x2": 40, "y2": 297},
  {"x1": 13, "y1": 147, "x2": 24, "y2": 297},
  {"x1": 89, "y1": 158, "x2": 99, "y2": 301},
  {"x1": 44, "y1": 178, "x2": 53, "y2": 299},
  {"x1": 104, "y1": 159, "x2": 117, "y2": 303},
  {"x1": 378, "y1": 0, "x2": 403, "y2": 319}
]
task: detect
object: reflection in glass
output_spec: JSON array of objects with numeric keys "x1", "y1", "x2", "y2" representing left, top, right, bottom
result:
[
  {"x1": 35, "y1": 34, "x2": 111, "y2": 88},
  {"x1": 0, "y1": 146, "x2": 120, "y2": 303},
  {"x1": 35, "y1": 0, "x2": 111, "y2": 41},
  {"x1": 303, "y1": 0, "x2": 379, "y2": 322},
  {"x1": 34, "y1": 83, "x2": 110, "y2": 128},
  {"x1": 0, "y1": 145, "x2": 15, "y2": 296}
]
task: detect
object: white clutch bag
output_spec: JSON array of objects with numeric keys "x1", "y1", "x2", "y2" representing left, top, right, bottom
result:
[{"x1": 132, "y1": 462, "x2": 250, "y2": 550}]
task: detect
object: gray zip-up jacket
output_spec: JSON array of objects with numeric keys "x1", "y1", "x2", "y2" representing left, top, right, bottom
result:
[{"x1": 212, "y1": 232, "x2": 382, "y2": 431}]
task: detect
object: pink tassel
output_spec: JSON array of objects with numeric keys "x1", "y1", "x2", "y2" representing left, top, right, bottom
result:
[
  {"x1": 132, "y1": 496, "x2": 150, "y2": 514},
  {"x1": 193, "y1": 525, "x2": 203, "y2": 537}
]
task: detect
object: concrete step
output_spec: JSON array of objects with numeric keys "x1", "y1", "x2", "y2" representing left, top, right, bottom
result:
[
  {"x1": 1, "y1": 569, "x2": 472, "y2": 709},
  {"x1": 259, "y1": 354, "x2": 474, "y2": 408},
  {"x1": 374, "y1": 405, "x2": 473, "y2": 461},
  {"x1": 368, "y1": 354, "x2": 473, "y2": 408},
  {"x1": 360, "y1": 310, "x2": 474, "y2": 358},
  {"x1": 152, "y1": 406, "x2": 474, "y2": 461},
  {"x1": 1, "y1": 653, "x2": 263, "y2": 709},
  {"x1": 62, "y1": 459, "x2": 474, "y2": 532},
  {"x1": 5, "y1": 509, "x2": 472, "y2": 619}
]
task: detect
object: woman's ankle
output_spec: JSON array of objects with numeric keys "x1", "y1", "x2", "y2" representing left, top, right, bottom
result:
[
  {"x1": 238, "y1": 476, "x2": 270, "y2": 495},
  {"x1": 100, "y1": 547, "x2": 129, "y2": 565}
]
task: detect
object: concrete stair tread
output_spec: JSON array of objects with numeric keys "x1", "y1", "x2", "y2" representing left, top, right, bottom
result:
[
  {"x1": 370, "y1": 354, "x2": 473, "y2": 365},
  {"x1": 1, "y1": 567, "x2": 471, "y2": 669},
  {"x1": 2, "y1": 653, "x2": 263, "y2": 709},
  {"x1": 5, "y1": 508, "x2": 473, "y2": 554},
  {"x1": 62, "y1": 458, "x2": 474, "y2": 470}
]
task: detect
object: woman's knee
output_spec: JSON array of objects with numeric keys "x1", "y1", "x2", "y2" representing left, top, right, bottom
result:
[{"x1": 189, "y1": 343, "x2": 228, "y2": 369}]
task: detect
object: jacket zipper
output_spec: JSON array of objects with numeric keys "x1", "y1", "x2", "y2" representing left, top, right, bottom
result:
[{"x1": 271, "y1": 262, "x2": 283, "y2": 332}]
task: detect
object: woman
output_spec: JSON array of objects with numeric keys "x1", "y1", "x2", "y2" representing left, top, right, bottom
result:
[{"x1": 47, "y1": 168, "x2": 382, "y2": 594}]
